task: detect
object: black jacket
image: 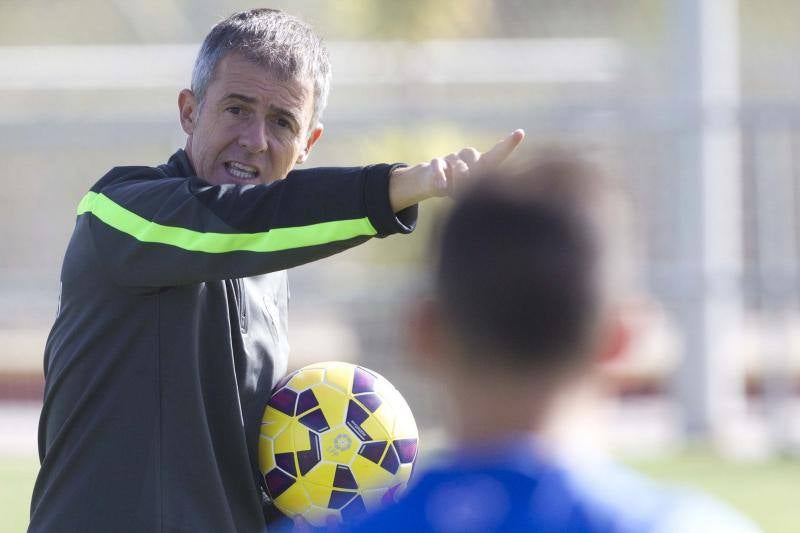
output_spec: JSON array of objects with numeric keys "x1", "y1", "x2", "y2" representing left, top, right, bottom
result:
[{"x1": 29, "y1": 150, "x2": 416, "y2": 532}]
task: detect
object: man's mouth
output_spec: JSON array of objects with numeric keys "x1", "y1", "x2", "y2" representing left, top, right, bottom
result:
[{"x1": 224, "y1": 161, "x2": 260, "y2": 181}]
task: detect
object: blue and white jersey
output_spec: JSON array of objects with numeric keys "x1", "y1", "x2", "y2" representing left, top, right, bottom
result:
[{"x1": 346, "y1": 436, "x2": 760, "y2": 533}]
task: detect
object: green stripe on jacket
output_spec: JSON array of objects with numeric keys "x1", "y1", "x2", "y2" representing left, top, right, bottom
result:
[{"x1": 77, "y1": 191, "x2": 377, "y2": 254}]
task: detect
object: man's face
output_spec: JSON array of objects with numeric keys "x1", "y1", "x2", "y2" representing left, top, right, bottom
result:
[{"x1": 179, "y1": 52, "x2": 322, "y2": 185}]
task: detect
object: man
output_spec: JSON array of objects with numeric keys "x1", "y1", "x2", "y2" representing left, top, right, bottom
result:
[
  {"x1": 349, "y1": 156, "x2": 760, "y2": 532},
  {"x1": 28, "y1": 9, "x2": 523, "y2": 533}
]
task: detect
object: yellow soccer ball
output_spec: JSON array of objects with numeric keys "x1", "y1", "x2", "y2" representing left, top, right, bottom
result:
[{"x1": 259, "y1": 361, "x2": 419, "y2": 526}]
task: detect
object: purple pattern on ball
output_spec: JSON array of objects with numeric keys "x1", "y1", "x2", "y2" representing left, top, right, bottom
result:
[
  {"x1": 355, "y1": 393, "x2": 382, "y2": 412},
  {"x1": 327, "y1": 490, "x2": 356, "y2": 510},
  {"x1": 393, "y1": 439, "x2": 418, "y2": 464},
  {"x1": 274, "y1": 452, "x2": 296, "y2": 477},
  {"x1": 381, "y1": 484, "x2": 402, "y2": 506},
  {"x1": 264, "y1": 468, "x2": 295, "y2": 499},
  {"x1": 346, "y1": 400, "x2": 368, "y2": 424},
  {"x1": 357, "y1": 441, "x2": 386, "y2": 464},
  {"x1": 296, "y1": 389, "x2": 319, "y2": 414},
  {"x1": 341, "y1": 495, "x2": 367, "y2": 522},
  {"x1": 273, "y1": 370, "x2": 298, "y2": 391},
  {"x1": 346, "y1": 400, "x2": 371, "y2": 441},
  {"x1": 351, "y1": 367, "x2": 376, "y2": 394},
  {"x1": 333, "y1": 464, "x2": 358, "y2": 490},
  {"x1": 299, "y1": 408, "x2": 330, "y2": 433},
  {"x1": 297, "y1": 431, "x2": 321, "y2": 475},
  {"x1": 269, "y1": 387, "x2": 297, "y2": 416},
  {"x1": 380, "y1": 444, "x2": 400, "y2": 474}
]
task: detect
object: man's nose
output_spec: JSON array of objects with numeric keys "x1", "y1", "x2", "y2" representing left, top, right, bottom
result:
[{"x1": 238, "y1": 118, "x2": 269, "y2": 153}]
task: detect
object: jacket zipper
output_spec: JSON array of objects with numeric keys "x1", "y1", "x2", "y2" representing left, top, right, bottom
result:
[{"x1": 234, "y1": 278, "x2": 249, "y2": 334}]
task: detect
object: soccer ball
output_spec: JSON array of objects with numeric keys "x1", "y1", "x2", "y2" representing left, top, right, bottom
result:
[{"x1": 259, "y1": 361, "x2": 419, "y2": 526}]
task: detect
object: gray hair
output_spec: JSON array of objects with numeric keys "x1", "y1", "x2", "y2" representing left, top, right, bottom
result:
[{"x1": 191, "y1": 8, "x2": 331, "y2": 129}]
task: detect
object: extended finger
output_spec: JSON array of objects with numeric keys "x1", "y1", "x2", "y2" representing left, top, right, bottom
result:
[{"x1": 477, "y1": 129, "x2": 525, "y2": 172}]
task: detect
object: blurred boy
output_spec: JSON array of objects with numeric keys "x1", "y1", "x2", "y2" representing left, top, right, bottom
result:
[{"x1": 348, "y1": 155, "x2": 759, "y2": 532}]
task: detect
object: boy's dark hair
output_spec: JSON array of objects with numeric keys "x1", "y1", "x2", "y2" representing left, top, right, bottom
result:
[{"x1": 436, "y1": 154, "x2": 606, "y2": 371}]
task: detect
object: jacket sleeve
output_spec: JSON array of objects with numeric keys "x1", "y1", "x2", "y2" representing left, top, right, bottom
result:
[{"x1": 78, "y1": 164, "x2": 417, "y2": 288}]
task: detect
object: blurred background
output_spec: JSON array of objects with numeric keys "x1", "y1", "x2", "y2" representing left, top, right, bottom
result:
[{"x1": 2, "y1": 0, "x2": 800, "y2": 531}]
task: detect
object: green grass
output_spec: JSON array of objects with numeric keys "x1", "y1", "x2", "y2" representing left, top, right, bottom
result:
[
  {"x1": 1, "y1": 455, "x2": 38, "y2": 532},
  {"x1": 3, "y1": 452, "x2": 797, "y2": 532},
  {"x1": 624, "y1": 450, "x2": 800, "y2": 533}
]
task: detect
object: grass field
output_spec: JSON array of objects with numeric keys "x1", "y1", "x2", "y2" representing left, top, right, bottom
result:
[
  {"x1": 624, "y1": 450, "x2": 800, "y2": 533},
  {"x1": 1, "y1": 455, "x2": 38, "y2": 533},
  {"x1": 3, "y1": 451, "x2": 797, "y2": 532}
]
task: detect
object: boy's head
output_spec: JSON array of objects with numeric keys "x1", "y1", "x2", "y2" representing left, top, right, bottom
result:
[{"x1": 413, "y1": 153, "x2": 625, "y2": 389}]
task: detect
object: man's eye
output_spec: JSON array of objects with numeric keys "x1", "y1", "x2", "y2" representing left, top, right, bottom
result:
[
  {"x1": 226, "y1": 106, "x2": 242, "y2": 115},
  {"x1": 275, "y1": 117, "x2": 291, "y2": 129}
]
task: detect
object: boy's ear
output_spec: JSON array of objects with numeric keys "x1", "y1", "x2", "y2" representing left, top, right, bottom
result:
[
  {"x1": 597, "y1": 310, "x2": 631, "y2": 366},
  {"x1": 405, "y1": 296, "x2": 450, "y2": 372}
]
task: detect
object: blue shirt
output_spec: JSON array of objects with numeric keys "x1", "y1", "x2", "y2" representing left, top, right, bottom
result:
[{"x1": 346, "y1": 437, "x2": 760, "y2": 533}]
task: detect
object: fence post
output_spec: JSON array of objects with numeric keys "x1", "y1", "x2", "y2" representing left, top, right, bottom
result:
[{"x1": 669, "y1": 0, "x2": 746, "y2": 441}]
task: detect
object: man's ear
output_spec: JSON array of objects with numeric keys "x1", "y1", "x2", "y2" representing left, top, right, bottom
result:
[
  {"x1": 296, "y1": 124, "x2": 324, "y2": 164},
  {"x1": 178, "y1": 89, "x2": 198, "y2": 135}
]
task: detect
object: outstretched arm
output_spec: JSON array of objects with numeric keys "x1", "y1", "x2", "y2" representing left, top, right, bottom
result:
[
  {"x1": 79, "y1": 130, "x2": 524, "y2": 288},
  {"x1": 80, "y1": 164, "x2": 410, "y2": 288}
]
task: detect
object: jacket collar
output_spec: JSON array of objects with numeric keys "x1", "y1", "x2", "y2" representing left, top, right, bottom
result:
[{"x1": 164, "y1": 149, "x2": 197, "y2": 178}]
